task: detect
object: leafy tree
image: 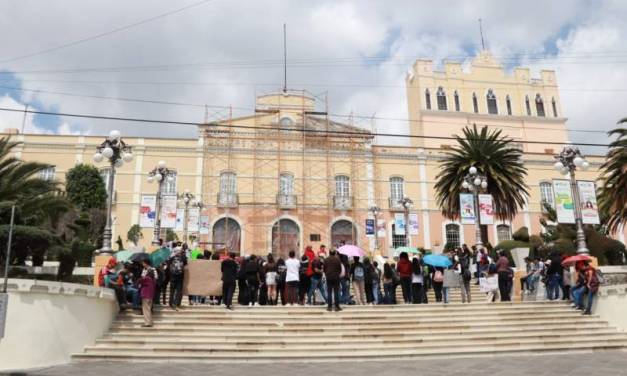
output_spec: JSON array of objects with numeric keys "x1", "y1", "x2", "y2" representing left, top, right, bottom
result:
[
  {"x1": 166, "y1": 229, "x2": 179, "y2": 242},
  {"x1": 512, "y1": 227, "x2": 530, "y2": 242},
  {"x1": 65, "y1": 164, "x2": 107, "y2": 210},
  {"x1": 598, "y1": 124, "x2": 627, "y2": 235},
  {"x1": 127, "y1": 224, "x2": 143, "y2": 246}
]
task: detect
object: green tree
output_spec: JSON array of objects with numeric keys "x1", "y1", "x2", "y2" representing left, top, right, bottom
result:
[
  {"x1": 65, "y1": 164, "x2": 107, "y2": 210},
  {"x1": 127, "y1": 224, "x2": 143, "y2": 246},
  {"x1": 434, "y1": 125, "x2": 529, "y2": 242},
  {"x1": 166, "y1": 229, "x2": 179, "y2": 242},
  {"x1": 598, "y1": 124, "x2": 627, "y2": 235}
]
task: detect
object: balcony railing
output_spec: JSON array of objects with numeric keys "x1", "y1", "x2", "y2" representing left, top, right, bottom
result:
[
  {"x1": 333, "y1": 195, "x2": 353, "y2": 210},
  {"x1": 217, "y1": 192, "x2": 238, "y2": 208},
  {"x1": 277, "y1": 194, "x2": 297, "y2": 209},
  {"x1": 388, "y1": 197, "x2": 405, "y2": 211}
]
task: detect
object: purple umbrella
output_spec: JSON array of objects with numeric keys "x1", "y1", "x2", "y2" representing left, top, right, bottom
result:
[{"x1": 337, "y1": 245, "x2": 365, "y2": 258}]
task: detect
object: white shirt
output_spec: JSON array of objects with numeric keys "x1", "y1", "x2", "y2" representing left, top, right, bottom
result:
[{"x1": 285, "y1": 258, "x2": 300, "y2": 282}]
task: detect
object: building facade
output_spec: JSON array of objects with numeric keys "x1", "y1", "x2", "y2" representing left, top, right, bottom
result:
[{"x1": 2, "y1": 52, "x2": 625, "y2": 256}]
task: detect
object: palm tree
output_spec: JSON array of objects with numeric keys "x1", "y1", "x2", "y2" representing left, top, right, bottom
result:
[
  {"x1": 434, "y1": 124, "x2": 529, "y2": 222},
  {"x1": 598, "y1": 123, "x2": 627, "y2": 234}
]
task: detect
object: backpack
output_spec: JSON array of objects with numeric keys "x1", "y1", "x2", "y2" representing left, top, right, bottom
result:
[
  {"x1": 354, "y1": 265, "x2": 365, "y2": 281},
  {"x1": 170, "y1": 256, "x2": 184, "y2": 276},
  {"x1": 433, "y1": 270, "x2": 444, "y2": 283}
]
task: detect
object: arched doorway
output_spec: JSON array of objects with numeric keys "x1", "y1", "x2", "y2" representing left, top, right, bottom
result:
[
  {"x1": 271, "y1": 219, "x2": 300, "y2": 260},
  {"x1": 212, "y1": 217, "x2": 241, "y2": 254},
  {"x1": 331, "y1": 219, "x2": 356, "y2": 248}
]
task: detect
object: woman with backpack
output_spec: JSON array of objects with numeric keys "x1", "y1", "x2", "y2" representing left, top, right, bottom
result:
[
  {"x1": 411, "y1": 257, "x2": 424, "y2": 304},
  {"x1": 351, "y1": 256, "x2": 366, "y2": 305},
  {"x1": 583, "y1": 262, "x2": 600, "y2": 315},
  {"x1": 396, "y1": 252, "x2": 412, "y2": 304},
  {"x1": 432, "y1": 267, "x2": 444, "y2": 302}
]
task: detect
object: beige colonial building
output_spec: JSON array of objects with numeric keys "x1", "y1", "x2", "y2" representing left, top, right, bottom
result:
[{"x1": 2, "y1": 52, "x2": 625, "y2": 257}]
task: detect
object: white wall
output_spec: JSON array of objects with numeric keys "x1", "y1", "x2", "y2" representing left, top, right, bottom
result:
[
  {"x1": 0, "y1": 279, "x2": 118, "y2": 371},
  {"x1": 594, "y1": 284, "x2": 627, "y2": 332}
]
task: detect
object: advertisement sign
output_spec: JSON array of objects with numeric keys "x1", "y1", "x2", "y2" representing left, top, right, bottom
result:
[
  {"x1": 409, "y1": 213, "x2": 419, "y2": 235},
  {"x1": 577, "y1": 181, "x2": 601, "y2": 225},
  {"x1": 188, "y1": 207, "x2": 200, "y2": 232},
  {"x1": 394, "y1": 213, "x2": 406, "y2": 235},
  {"x1": 160, "y1": 195, "x2": 178, "y2": 228},
  {"x1": 553, "y1": 179, "x2": 575, "y2": 224},
  {"x1": 175, "y1": 208, "x2": 185, "y2": 231},
  {"x1": 365, "y1": 219, "x2": 375, "y2": 236},
  {"x1": 377, "y1": 219, "x2": 386, "y2": 237},
  {"x1": 478, "y1": 194, "x2": 494, "y2": 225},
  {"x1": 199, "y1": 215, "x2": 210, "y2": 235},
  {"x1": 459, "y1": 193, "x2": 476, "y2": 224},
  {"x1": 139, "y1": 195, "x2": 156, "y2": 228}
]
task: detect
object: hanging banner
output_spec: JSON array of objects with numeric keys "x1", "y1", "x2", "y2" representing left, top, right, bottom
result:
[
  {"x1": 394, "y1": 213, "x2": 406, "y2": 235},
  {"x1": 161, "y1": 195, "x2": 178, "y2": 228},
  {"x1": 377, "y1": 219, "x2": 386, "y2": 237},
  {"x1": 577, "y1": 181, "x2": 600, "y2": 225},
  {"x1": 199, "y1": 215, "x2": 210, "y2": 235},
  {"x1": 365, "y1": 219, "x2": 375, "y2": 236},
  {"x1": 188, "y1": 207, "x2": 200, "y2": 232},
  {"x1": 459, "y1": 193, "x2": 476, "y2": 224},
  {"x1": 478, "y1": 194, "x2": 494, "y2": 225},
  {"x1": 175, "y1": 208, "x2": 185, "y2": 231},
  {"x1": 553, "y1": 179, "x2": 575, "y2": 224},
  {"x1": 409, "y1": 213, "x2": 419, "y2": 235},
  {"x1": 139, "y1": 195, "x2": 156, "y2": 228}
]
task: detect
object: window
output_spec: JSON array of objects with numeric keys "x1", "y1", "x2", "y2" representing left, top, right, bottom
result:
[
  {"x1": 472, "y1": 93, "x2": 479, "y2": 113},
  {"x1": 39, "y1": 167, "x2": 55, "y2": 181},
  {"x1": 525, "y1": 95, "x2": 531, "y2": 116},
  {"x1": 539, "y1": 181, "x2": 554, "y2": 212},
  {"x1": 497, "y1": 224, "x2": 511, "y2": 242},
  {"x1": 535, "y1": 94, "x2": 545, "y2": 117},
  {"x1": 392, "y1": 224, "x2": 407, "y2": 248},
  {"x1": 454, "y1": 91, "x2": 460, "y2": 111},
  {"x1": 219, "y1": 171, "x2": 236, "y2": 193},
  {"x1": 552, "y1": 97, "x2": 558, "y2": 117},
  {"x1": 425, "y1": 89, "x2": 431, "y2": 110},
  {"x1": 279, "y1": 173, "x2": 294, "y2": 195},
  {"x1": 506, "y1": 95, "x2": 512, "y2": 115},
  {"x1": 100, "y1": 168, "x2": 113, "y2": 193},
  {"x1": 335, "y1": 175, "x2": 350, "y2": 197},
  {"x1": 310, "y1": 234, "x2": 321, "y2": 242},
  {"x1": 486, "y1": 89, "x2": 498, "y2": 114},
  {"x1": 161, "y1": 171, "x2": 177, "y2": 195},
  {"x1": 445, "y1": 223, "x2": 460, "y2": 248},
  {"x1": 436, "y1": 87, "x2": 447, "y2": 110},
  {"x1": 390, "y1": 177, "x2": 404, "y2": 202}
]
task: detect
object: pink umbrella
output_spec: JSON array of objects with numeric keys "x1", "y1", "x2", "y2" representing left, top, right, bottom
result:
[{"x1": 337, "y1": 245, "x2": 365, "y2": 258}]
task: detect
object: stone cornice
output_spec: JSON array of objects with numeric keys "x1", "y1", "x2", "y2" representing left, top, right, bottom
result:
[{"x1": 6, "y1": 278, "x2": 116, "y2": 301}]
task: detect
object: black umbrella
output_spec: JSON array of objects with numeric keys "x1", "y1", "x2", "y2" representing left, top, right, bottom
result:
[{"x1": 129, "y1": 252, "x2": 151, "y2": 265}]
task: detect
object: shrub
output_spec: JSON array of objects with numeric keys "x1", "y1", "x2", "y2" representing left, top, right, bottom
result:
[
  {"x1": 57, "y1": 250, "x2": 76, "y2": 281},
  {"x1": 512, "y1": 227, "x2": 530, "y2": 242},
  {"x1": 71, "y1": 240, "x2": 95, "y2": 267}
]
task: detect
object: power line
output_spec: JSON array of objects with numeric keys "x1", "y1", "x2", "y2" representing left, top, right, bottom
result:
[
  {"x1": 0, "y1": 107, "x2": 613, "y2": 147},
  {"x1": 0, "y1": 0, "x2": 216, "y2": 64}
]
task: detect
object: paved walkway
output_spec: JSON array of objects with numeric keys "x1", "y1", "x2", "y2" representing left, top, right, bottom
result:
[{"x1": 23, "y1": 351, "x2": 627, "y2": 376}]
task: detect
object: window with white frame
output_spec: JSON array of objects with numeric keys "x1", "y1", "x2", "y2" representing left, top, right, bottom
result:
[
  {"x1": 445, "y1": 223, "x2": 460, "y2": 248},
  {"x1": 279, "y1": 173, "x2": 294, "y2": 195},
  {"x1": 425, "y1": 89, "x2": 431, "y2": 110},
  {"x1": 472, "y1": 93, "x2": 479, "y2": 113},
  {"x1": 540, "y1": 181, "x2": 554, "y2": 212},
  {"x1": 535, "y1": 94, "x2": 545, "y2": 117},
  {"x1": 335, "y1": 175, "x2": 350, "y2": 197},
  {"x1": 497, "y1": 224, "x2": 511, "y2": 242},
  {"x1": 390, "y1": 176, "x2": 404, "y2": 202},
  {"x1": 39, "y1": 166, "x2": 55, "y2": 181},
  {"x1": 161, "y1": 171, "x2": 177, "y2": 195},
  {"x1": 220, "y1": 171, "x2": 236, "y2": 194},
  {"x1": 454, "y1": 91, "x2": 460, "y2": 111},
  {"x1": 486, "y1": 89, "x2": 498, "y2": 114},
  {"x1": 392, "y1": 224, "x2": 407, "y2": 248},
  {"x1": 436, "y1": 87, "x2": 447, "y2": 110}
]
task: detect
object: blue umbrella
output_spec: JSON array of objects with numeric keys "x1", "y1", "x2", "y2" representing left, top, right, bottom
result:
[{"x1": 423, "y1": 254, "x2": 452, "y2": 268}]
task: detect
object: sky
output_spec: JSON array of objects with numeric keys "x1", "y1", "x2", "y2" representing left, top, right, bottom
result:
[{"x1": 0, "y1": 0, "x2": 625, "y2": 154}]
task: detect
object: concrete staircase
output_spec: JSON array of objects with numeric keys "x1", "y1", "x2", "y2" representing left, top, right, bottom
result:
[{"x1": 73, "y1": 300, "x2": 627, "y2": 362}]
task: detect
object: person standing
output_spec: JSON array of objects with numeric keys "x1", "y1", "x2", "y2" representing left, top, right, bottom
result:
[
  {"x1": 339, "y1": 254, "x2": 351, "y2": 304},
  {"x1": 372, "y1": 261, "x2": 382, "y2": 305},
  {"x1": 276, "y1": 258, "x2": 287, "y2": 305},
  {"x1": 323, "y1": 249, "x2": 343, "y2": 312},
  {"x1": 460, "y1": 248, "x2": 472, "y2": 303},
  {"x1": 411, "y1": 258, "x2": 424, "y2": 304},
  {"x1": 245, "y1": 255, "x2": 261, "y2": 306},
  {"x1": 396, "y1": 252, "x2": 412, "y2": 304},
  {"x1": 351, "y1": 256, "x2": 366, "y2": 305},
  {"x1": 496, "y1": 251, "x2": 512, "y2": 302},
  {"x1": 298, "y1": 255, "x2": 310, "y2": 305},
  {"x1": 432, "y1": 267, "x2": 444, "y2": 302},
  {"x1": 237, "y1": 257, "x2": 249, "y2": 306},
  {"x1": 383, "y1": 263, "x2": 395, "y2": 304},
  {"x1": 308, "y1": 256, "x2": 327, "y2": 305},
  {"x1": 167, "y1": 246, "x2": 187, "y2": 310},
  {"x1": 285, "y1": 250, "x2": 300, "y2": 305},
  {"x1": 138, "y1": 260, "x2": 156, "y2": 327},
  {"x1": 263, "y1": 254, "x2": 278, "y2": 305},
  {"x1": 221, "y1": 252, "x2": 238, "y2": 310},
  {"x1": 546, "y1": 251, "x2": 564, "y2": 300},
  {"x1": 363, "y1": 258, "x2": 375, "y2": 305},
  {"x1": 583, "y1": 262, "x2": 600, "y2": 315}
]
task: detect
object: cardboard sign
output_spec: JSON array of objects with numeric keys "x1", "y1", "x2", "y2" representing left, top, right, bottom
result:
[{"x1": 183, "y1": 260, "x2": 223, "y2": 296}]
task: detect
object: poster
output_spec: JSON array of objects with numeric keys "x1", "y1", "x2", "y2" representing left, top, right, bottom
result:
[
  {"x1": 478, "y1": 194, "x2": 494, "y2": 225},
  {"x1": 188, "y1": 207, "x2": 200, "y2": 232},
  {"x1": 139, "y1": 195, "x2": 156, "y2": 228},
  {"x1": 409, "y1": 213, "x2": 419, "y2": 235},
  {"x1": 365, "y1": 219, "x2": 375, "y2": 236},
  {"x1": 161, "y1": 195, "x2": 178, "y2": 228},
  {"x1": 183, "y1": 260, "x2": 222, "y2": 296},
  {"x1": 577, "y1": 181, "x2": 600, "y2": 225},
  {"x1": 459, "y1": 193, "x2": 476, "y2": 224},
  {"x1": 394, "y1": 213, "x2": 405, "y2": 235},
  {"x1": 553, "y1": 179, "x2": 575, "y2": 224},
  {"x1": 175, "y1": 208, "x2": 185, "y2": 231},
  {"x1": 199, "y1": 215, "x2": 210, "y2": 235},
  {"x1": 377, "y1": 219, "x2": 386, "y2": 237}
]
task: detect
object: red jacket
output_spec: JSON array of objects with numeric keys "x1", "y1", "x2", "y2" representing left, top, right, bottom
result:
[
  {"x1": 304, "y1": 248, "x2": 316, "y2": 276},
  {"x1": 397, "y1": 259, "x2": 412, "y2": 278}
]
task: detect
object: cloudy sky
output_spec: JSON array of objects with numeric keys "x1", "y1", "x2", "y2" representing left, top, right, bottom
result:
[{"x1": 0, "y1": 0, "x2": 625, "y2": 154}]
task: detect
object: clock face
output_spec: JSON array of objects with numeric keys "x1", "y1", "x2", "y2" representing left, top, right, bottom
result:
[{"x1": 279, "y1": 116, "x2": 294, "y2": 127}]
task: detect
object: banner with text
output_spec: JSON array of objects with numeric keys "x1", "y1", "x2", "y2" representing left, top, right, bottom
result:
[
  {"x1": 199, "y1": 215, "x2": 210, "y2": 234},
  {"x1": 365, "y1": 219, "x2": 375, "y2": 236},
  {"x1": 478, "y1": 194, "x2": 494, "y2": 225},
  {"x1": 175, "y1": 208, "x2": 185, "y2": 231},
  {"x1": 553, "y1": 179, "x2": 576, "y2": 224},
  {"x1": 460, "y1": 193, "x2": 476, "y2": 224},
  {"x1": 409, "y1": 213, "x2": 419, "y2": 235},
  {"x1": 577, "y1": 181, "x2": 601, "y2": 225},
  {"x1": 161, "y1": 195, "x2": 178, "y2": 228},
  {"x1": 139, "y1": 195, "x2": 156, "y2": 228},
  {"x1": 394, "y1": 213, "x2": 406, "y2": 235},
  {"x1": 377, "y1": 219, "x2": 386, "y2": 237},
  {"x1": 188, "y1": 207, "x2": 200, "y2": 232}
]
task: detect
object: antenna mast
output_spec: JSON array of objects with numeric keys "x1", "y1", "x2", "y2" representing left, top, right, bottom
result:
[
  {"x1": 478, "y1": 18, "x2": 486, "y2": 50},
  {"x1": 283, "y1": 23, "x2": 287, "y2": 93}
]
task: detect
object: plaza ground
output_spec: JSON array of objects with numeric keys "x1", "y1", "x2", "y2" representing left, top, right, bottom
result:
[{"x1": 20, "y1": 351, "x2": 627, "y2": 376}]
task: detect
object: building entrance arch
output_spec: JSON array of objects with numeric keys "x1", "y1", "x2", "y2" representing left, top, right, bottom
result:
[
  {"x1": 330, "y1": 219, "x2": 357, "y2": 248},
  {"x1": 212, "y1": 217, "x2": 241, "y2": 254},
  {"x1": 271, "y1": 218, "x2": 300, "y2": 260}
]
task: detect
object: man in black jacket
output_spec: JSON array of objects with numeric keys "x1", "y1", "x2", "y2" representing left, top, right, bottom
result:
[
  {"x1": 323, "y1": 250, "x2": 343, "y2": 312},
  {"x1": 221, "y1": 252, "x2": 238, "y2": 310}
]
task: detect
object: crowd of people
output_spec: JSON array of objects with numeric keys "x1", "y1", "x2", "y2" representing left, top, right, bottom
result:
[{"x1": 98, "y1": 241, "x2": 601, "y2": 326}]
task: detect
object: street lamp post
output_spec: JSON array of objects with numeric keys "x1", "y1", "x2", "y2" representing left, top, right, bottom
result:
[
  {"x1": 462, "y1": 166, "x2": 488, "y2": 250},
  {"x1": 398, "y1": 197, "x2": 413, "y2": 247},
  {"x1": 92, "y1": 130, "x2": 133, "y2": 255},
  {"x1": 553, "y1": 145, "x2": 590, "y2": 255},
  {"x1": 147, "y1": 161, "x2": 176, "y2": 246},
  {"x1": 369, "y1": 205, "x2": 381, "y2": 252},
  {"x1": 179, "y1": 189, "x2": 197, "y2": 243}
]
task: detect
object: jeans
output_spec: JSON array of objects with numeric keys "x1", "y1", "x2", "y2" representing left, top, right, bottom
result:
[
  {"x1": 383, "y1": 282, "x2": 394, "y2": 304},
  {"x1": 222, "y1": 280, "x2": 235, "y2": 307},
  {"x1": 169, "y1": 274, "x2": 184, "y2": 307},
  {"x1": 461, "y1": 278, "x2": 471, "y2": 303},
  {"x1": 308, "y1": 277, "x2": 327, "y2": 304},
  {"x1": 498, "y1": 271, "x2": 511, "y2": 301},
  {"x1": 340, "y1": 278, "x2": 350, "y2": 304},
  {"x1": 247, "y1": 279, "x2": 259, "y2": 305},
  {"x1": 400, "y1": 277, "x2": 412, "y2": 303},
  {"x1": 547, "y1": 273, "x2": 561, "y2": 300},
  {"x1": 573, "y1": 286, "x2": 586, "y2": 308},
  {"x1": 125, "y1": 286, "x2": 140, "y2": 308},
  {"x1": 326, "y1": 278, "x2": 341, "y2": 308},
  {"x1": 433, "y1": 282, "x2": 443, "y2": 302},
  {"x1": 442, "y1": 286, "x2": 450, "y2": 303},
  {"x1": 372, "y1": 280, "x2": 381, "y2": 304},
  {"x1": 585, "y1": 291, "x2": 596, "y2": 314}
]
